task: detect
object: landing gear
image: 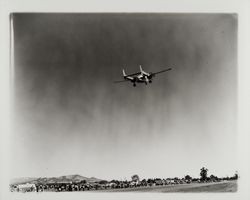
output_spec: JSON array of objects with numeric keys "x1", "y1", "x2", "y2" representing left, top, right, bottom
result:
[
  {"x1": 149, "y1": 80, "x2": 152, "y2": 83},
  {"x1": 133, "y1": 83, "x2": 136, "y2": 87}
]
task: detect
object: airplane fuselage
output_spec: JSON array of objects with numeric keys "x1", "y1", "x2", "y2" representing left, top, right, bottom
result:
[{"x1": 124, "y1": 73, "x2": 152, "y2": 86}]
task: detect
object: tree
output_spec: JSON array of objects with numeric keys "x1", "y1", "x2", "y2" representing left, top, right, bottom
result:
[
  {"x1": 98, "y1": 180, "x2": 108, "y2": 185},
  {"x1": 80, "y1": 180, "x2": 87, "y2": 184},
  {"x1": 131, "y1": 175, "x2": 140, "y2": 182},
  {"x1": 200, "y1": 167, "x2": 208, "y2": 181},
  {"x1": 184, "y1": 175, "x2": 192, "y2": 181},
  {"x1": 231, "y1": 171, "x2": 238, "y2": 180},
  {"x1": 210, "y1": 174, "x2": 218, "y2": 182},
  {"x1": 141, "y1": 179, "x2": 147, "y2": 186},
  {"x1": 147, "y1": 178, "x2": 153, "y2": 184}
]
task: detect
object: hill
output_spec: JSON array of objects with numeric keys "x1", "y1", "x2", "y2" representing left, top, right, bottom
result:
[{"x1": 10, "y1": 174, "x2": 104, "y2": 185}]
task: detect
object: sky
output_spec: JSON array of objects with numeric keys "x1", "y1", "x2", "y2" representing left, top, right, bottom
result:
[{"x1": 11, "y1": 13, "x2": 237, "y2": 180}]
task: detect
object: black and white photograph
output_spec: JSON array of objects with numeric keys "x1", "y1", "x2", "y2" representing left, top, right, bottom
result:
[
  {"x1": 9, "y1": 13, "x2": 238, "y2": 193},
  {"x1": 0, "y1": 1, "x2": 250, "y2": 199}
]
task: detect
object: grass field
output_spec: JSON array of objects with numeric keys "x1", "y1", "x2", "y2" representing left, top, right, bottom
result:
[{"x1": 99, "y1": 181, "x2": 237, "y2": 193}]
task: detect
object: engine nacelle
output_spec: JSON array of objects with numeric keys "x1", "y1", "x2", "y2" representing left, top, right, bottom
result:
[{"x1": 148, "y1": 73, "x2": 155, "y2": 79}]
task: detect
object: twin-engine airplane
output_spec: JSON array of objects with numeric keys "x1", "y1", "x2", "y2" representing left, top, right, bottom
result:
[{"x1": 114, "y1": 65, "x2": 172, "y2": 87}]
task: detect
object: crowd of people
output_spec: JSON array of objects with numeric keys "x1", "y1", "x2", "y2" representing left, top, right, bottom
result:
[{"x1": 10, "y1": 174, "x2": 237, "y2": 193}]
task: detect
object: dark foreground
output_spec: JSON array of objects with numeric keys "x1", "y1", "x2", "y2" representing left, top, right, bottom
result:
[{"x1": 97, "y1": 181, "x2": 237, "y2": 193}]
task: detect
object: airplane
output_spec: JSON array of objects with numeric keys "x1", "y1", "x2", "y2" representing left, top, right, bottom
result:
[{"x1": 114, "y1": 65, "x2": 172, "y2": 87}]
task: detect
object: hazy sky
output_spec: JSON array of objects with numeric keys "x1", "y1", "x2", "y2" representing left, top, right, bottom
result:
[{"x1": 11, "y1": 13, "x2": 237, "y2": 180}]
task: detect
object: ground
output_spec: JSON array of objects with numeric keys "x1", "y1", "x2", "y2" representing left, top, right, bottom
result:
[{"x1": 98, "y1": 181, "x2": 237, "y2": 193}]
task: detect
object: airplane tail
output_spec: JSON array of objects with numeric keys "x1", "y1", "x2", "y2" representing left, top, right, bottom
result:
[
  {"x1": 139, "y1": 65, "x2": 149, "y2": 76},
  {"x1": 122, "y1": 69, "x2": 127, "y2": 77},
  {"x1": 139, "y1": 65, "x2": 144, "y2": 73}
]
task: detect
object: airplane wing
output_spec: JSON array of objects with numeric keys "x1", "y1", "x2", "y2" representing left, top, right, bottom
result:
[
  {"x1": 113, "y1": 79, "x2": 130, "y2": 83},
  {"x1": 153, "y1": 68, "x2": 172, "y2": 75},
  {"x1": 124, "y1": 72, "x2": 141, "y2": 77}
]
